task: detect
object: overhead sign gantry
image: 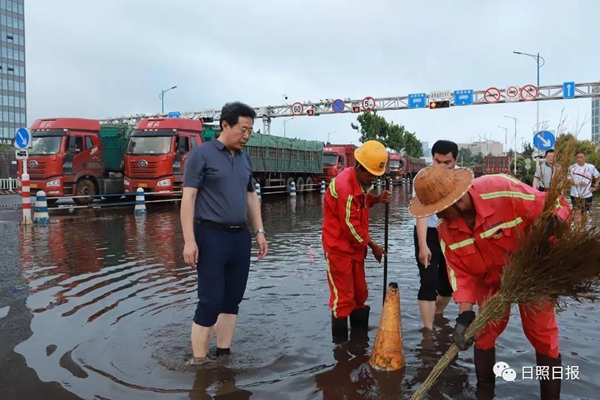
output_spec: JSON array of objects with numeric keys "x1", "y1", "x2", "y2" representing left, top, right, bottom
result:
[{"x1": 100, "y1": 81, "x2": 600, "y2": 135}]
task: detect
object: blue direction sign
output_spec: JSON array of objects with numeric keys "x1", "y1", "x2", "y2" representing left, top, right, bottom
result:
[
  {"x1": 408, "y1": 93, "x2": 427, "y2": 109},
  {"x1": 533, "y1": 130, "x2": 556, "y2": 151},
  {"x1": 454, "y1": 90, "x2": 474, "y2": 106},
  {"x1": 168, "y1": 111, "x2": 181, "y2": 118},
  {"x1": 332, "y1": 99, "x2": 345, "y2": 113},
  {"x1": 563, "y1": 82, "x2": 575, "y2": 99},
  {"x1": 14, "y1": 127, "x2": 31, "y2": 149}
]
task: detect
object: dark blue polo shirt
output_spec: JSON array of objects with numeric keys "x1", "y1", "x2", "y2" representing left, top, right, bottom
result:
[{"x1": 183, "y1": 140, "x2": 255, "y2": 225}]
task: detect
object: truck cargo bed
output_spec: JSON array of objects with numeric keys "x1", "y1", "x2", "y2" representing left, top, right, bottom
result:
[
  {"x1": 100, "y1": 125, "x2": 133, "y2": 172},
  {"x1": 245, "y1": 133, "x2": 323, "y2": 174}
]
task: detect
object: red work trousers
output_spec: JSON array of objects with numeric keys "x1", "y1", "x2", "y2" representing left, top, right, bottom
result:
[
  {"x1": 325, "y1": 251, "x2": 368, "y2": 319},
  {"x1": 474, "y1": 286, "x2": 559, "y2": 358}
]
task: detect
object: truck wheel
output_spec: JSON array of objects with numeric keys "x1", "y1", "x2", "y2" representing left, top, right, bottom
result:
[
  {"x1": 296, "y1": 177, "x2": 304, "y2": 192},
  {"x1": 74, "y1": 179, "x2": 96, "y2": 205},
  {"x1": 306, "y1": 177, "x2": 314, "y2": 191}
]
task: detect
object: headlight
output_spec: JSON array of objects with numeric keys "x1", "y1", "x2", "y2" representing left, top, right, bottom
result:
[
  {"x1": 47, "y1": 179, "x2": 61, "y2": 187},
  {"x1": 157, "y1": 179, "x2": 171, "y2": 187}
]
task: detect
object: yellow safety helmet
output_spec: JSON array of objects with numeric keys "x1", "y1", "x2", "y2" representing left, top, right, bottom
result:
[{"x1": 354, "y1": 140, "x2": 388, "y2": 176}]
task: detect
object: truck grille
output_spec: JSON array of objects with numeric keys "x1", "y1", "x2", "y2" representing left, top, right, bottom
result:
[
  {"x1": 129, "y1": 160, "x2": 159, "y2": 177},
  {"x1": 28, "y1": 161, "x2": 47, "y2": 178}
]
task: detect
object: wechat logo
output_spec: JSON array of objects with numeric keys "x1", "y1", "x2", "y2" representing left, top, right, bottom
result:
[{"x1": 494, "y1": 361, "x2": 517, "y2": 382}]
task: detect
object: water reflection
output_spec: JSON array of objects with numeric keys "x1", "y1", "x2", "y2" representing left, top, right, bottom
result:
[
  {"x1": 5, "y1": 187, "x2": 600, "y2": 399},
  {"x1": 189, "y1": 366, "x2": 252, "y2": 400}
]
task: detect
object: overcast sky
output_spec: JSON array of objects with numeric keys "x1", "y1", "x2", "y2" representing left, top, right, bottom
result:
[{"x1": 25, "y1": 0, "x2": 600, "y2": 152}]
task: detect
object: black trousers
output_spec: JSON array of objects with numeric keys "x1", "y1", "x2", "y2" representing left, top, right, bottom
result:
[{"x1": 413, "y1": 226, "x2": 453, "y2": 301}]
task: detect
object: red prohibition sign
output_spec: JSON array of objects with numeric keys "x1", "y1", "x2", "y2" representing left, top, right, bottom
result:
[
  {"x1": 362, "y1": 96, "x2": 376, "y2": 111},
  {"x1": 484, "y1": 87, "x2": 501, "y2": 103},
  {"x1": 520, "y1": 84, "x2": 539, "y2": 101},
  {"x1": 290, "y1": 102, "x2": 304, "y2": 116},
  {"x1": 505, "y1": 86, "x2": 519, "y2": 100}
]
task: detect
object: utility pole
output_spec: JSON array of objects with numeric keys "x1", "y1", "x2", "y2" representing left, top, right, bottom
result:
[{"x1": 504, "y1": 116, "x2": 518, "y2": 174}]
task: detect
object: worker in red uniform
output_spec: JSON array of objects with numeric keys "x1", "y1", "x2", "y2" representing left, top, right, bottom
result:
[
  {"x1": 409, "y1": 166, "x2": 570, "y2": 399},
  {"x1": 322, "y1": 140, "x2": 391, "y2": 341}
]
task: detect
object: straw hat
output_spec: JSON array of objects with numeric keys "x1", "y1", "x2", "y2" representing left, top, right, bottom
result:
[{"x1": 408, "y1": 166, "x2": 475, "y2": 218}]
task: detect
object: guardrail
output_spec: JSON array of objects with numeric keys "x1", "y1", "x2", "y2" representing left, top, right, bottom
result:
[{"x1": 0, "y1": 177, "x2": 18, "y2": 191}]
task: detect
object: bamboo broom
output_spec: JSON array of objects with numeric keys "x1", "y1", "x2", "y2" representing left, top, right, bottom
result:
[{"x1": 410, "y1": 139, "x2": 600, "y2": 399}]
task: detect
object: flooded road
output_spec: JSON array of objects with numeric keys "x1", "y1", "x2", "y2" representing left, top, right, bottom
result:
[{"x1": 1, "y1": 186, "x2": 599, "y2": 399}]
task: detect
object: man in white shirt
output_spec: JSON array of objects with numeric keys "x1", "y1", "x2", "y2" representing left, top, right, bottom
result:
[
  {"x1": 567, "y1": 151, "x2": 600, "y2": 224},
  {"x1": 412, "y1": 140, "x2": 457, "y2": 330}
]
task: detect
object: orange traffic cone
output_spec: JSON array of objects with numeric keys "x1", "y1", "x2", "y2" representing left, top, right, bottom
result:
[{"x1": 368, "y1": 282, "x2": 405, "y2": 371}]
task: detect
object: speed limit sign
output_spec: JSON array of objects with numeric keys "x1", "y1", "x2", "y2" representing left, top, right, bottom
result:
[
  {"x1": 291, "y1": 102, "x2": 304, "y2": 116},
  {"x1": 362, "y1": 96, "x2": 376, "y2": 111}
]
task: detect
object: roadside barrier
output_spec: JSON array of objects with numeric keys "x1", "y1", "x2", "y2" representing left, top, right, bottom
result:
[
  {"x1": 134, "y1": 188, "x2": 147, "y2": 216},
  {"x1": 33, "y1": 191, "x2": 50, "y2": 224},
  {"x1": 321, "y1": 181, "x2": 326, "y2": 194},
  {"x1": 255, "y1": 183, "x2": 261, "y2": 202}
]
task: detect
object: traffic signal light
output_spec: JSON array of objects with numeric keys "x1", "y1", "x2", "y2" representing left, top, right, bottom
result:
[
  {"x1": 352, "y1": 106, "x2": 360, "y2": 113},
  {"x1": 307, "y1": 109, "x2": 315, "y2": 116},
  {"x1": 429, "y1": 100, "x2": 450, "y2": 109}
]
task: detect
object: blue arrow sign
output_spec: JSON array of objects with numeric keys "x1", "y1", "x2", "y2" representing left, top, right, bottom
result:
[
  {"x1": 563, "y1": 82, "x2": 575, "y2": 99},
  {"x1": 533, "y1": 130, "x2": 556, "y2": 151},
  {"x1": 454, "y1": 89, "x2": 474, "y2": 106},
  {"x1": 168, "y1": 111, "x2": 181, "y2": 118},
  {"x1": 408, "y1": 93, "x2": 427, "y2": 109},
  {"x1": 14, "y1": 127, "x2": 30, "y2": 149}
]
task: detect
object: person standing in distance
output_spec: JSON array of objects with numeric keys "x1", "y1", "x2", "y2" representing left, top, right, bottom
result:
[
  {"x1": 532, "y1": 149, "x2": 555, "y2": 192},
  {"x1": 412, "y1": 140, "x2": 457, "y2": 330},
  {"x1": 180, "y1": 101, "x2": 268, "y2": 364}
]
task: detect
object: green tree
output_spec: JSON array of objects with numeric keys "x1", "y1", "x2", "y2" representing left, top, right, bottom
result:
[
  {"x1": 403, "y1": 132, "x2": 423, "y2": 157},
  {"x1": 350, "y1": 111, "x2": 389, "y2": 145}
]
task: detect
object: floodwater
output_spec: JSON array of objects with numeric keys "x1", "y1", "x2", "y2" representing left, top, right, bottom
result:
[{"x1": 2, "y1": 186, "x2": 599, "y2": 400}]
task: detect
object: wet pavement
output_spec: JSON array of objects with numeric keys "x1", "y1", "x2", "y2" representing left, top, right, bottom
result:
[{"x1": 0, "y1": 186, "x2": 599, "y2": 399}]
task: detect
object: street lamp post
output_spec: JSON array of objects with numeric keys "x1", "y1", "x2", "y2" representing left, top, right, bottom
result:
[
  {"x1": 159, "y1": 85, "x2": 178, "y2": 114},
  {"x1": 327, "y1": 130, "x2": 337, "y2": 144},
  {"x1": 282, "y1": 117, "x2": 294, "y2": 137},
  {"x1": 513, "y1": 51, "x2": 545, "y2": 164},
  {"x1": 504, "y1": 115, "x2": 518, "y2": 174}
]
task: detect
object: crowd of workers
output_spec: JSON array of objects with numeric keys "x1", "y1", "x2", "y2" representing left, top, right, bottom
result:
[{"x1": 179, "y1": 101, "x2": 598, "y2": 400}]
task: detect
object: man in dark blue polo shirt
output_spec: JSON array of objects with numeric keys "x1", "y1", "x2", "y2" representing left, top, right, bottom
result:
[{"x1": 181, "y1": 101, "x2": 268, "y2": 364}]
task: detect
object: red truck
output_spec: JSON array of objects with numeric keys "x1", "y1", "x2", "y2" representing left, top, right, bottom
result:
[
  {"x1": 483, "y1": 155, "x2": 511, "y2": 174},
  {"x1": 18, "y1": 118, "x2": 130, "y2": 205},
  {"x1": 387, "y1": 152, "x2": 404, "y2": 184},
  {"x1": 403, "y1": 156, "x2": 426, "y2": 182},
  {"x1": 316, "y1": 144, "x2": 357, "y2": 183},
  {"x1": 122, "y1": 118, "x2": 203, "y2": 195}
]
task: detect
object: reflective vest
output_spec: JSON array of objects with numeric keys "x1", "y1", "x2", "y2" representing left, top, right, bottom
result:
[
  {"x1": 438, "y1": 174, "x2": 571, "y2": 304},
  {"x1": 322, "y1": 168, "x2": 373, "y2": 256}
]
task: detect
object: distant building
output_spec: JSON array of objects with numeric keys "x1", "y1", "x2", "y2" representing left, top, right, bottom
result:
[
  {"x1": 593, "y1": 90, "x2": 600, "y2": 146},
  {"x1": 457, "y1": 140, "x2": 504, "y2": 156},
  {"x1": 0, "y1": 0, "x2": 26, "y2": 140},
  {"x1": 420, "y1": 141, "x2": 429, "y2": 157}
]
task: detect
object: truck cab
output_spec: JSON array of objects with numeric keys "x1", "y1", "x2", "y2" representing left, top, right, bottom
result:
[
  {"x1": 317, "y1": 144, "x2": 357, "y2": 183},
  {"x1": 388, "y1": 152, "x2": 404, "y2": 183},
  {"x1": 17, "y1": 118, "x2": 105, "y2": 202},
  {"x1": 123, "y1": 118, "x2": 203, "y2": 195}
]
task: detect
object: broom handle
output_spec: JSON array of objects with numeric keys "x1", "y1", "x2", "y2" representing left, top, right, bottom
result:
[{"x1": 383, "y1": 179, "x2": 390, "y2": 305}]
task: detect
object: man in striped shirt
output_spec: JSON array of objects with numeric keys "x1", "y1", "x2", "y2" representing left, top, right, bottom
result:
[{"x1": 409, "y1": 167, "x2": 571, "y2": 399}]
